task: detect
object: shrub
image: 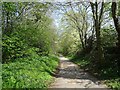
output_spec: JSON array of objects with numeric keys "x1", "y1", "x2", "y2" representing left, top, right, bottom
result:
[
  {"x1": 2, "y1": 53, "x2": 59, "y2": 88},
  {"x1": 2, "y1": 35, "x2": 28, "y2": 63}
]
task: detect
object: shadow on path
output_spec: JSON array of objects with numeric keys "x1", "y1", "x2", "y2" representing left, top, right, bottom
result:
[{"x1": 50, "y1": 57, "x2": 110, "y2": 89}]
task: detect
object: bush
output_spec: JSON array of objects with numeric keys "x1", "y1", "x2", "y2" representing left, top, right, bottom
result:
[
  {"x1": 71, "y1": 50, "x2": 120, "y2": 90},
  {"x1": 106, "y1": 78, "x2": 120, "y2": 90},
  {"x1": 2, "y1": 52, "x2": 59, "y2": 88},
  {"x1": 2, "y1": 35, "x2": 28, "y2": 63}
]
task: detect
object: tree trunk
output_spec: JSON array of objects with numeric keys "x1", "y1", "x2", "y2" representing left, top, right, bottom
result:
[
  {"x1": 95, "y1": 18, "x2": 104, "y2": 65},
  {"x1": 112, "y1": 2, "x2": 120, "y2": 49},
  {"x1": 90, "y1": 1, "x2": 104, "y2": 66},
  {"x1": 112, "y1": 2, "x2": 120, "y2": 76},
  {"x1": 77, "y1": 26, "x2": 85, "y2": 50}
]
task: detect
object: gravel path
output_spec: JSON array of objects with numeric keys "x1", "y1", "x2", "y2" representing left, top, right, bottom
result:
[{"x1": 50, "y1": 56, "x2": 110, "y2": 89}]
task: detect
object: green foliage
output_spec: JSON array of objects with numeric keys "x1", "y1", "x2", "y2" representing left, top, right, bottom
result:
[
  {"x1": 14, "y1": 6, "x2": 57, "y2": 55},
  {"x1": 59, "y1": 29, "x2": 79, "y2": 56},
  {"x1": 2, "y1": 2, "x2": 58, "y2": 62},
  {"x1": 71, "y1": 52, "x2": 120, "y2": 89},
  {"x1": 70, "y1": 54, "x2": 90, "y2": 69},
  {"x1": 2, "y1": 2, "x2": 59, "y2": 88},
  {"x1": 2, "y1": 2, "x2": 120, "y2": 89},
  {"x1": 106, "y1": 78, "x2": 120, "y2": 90},
  {"x1": 2, "y1": 53, "x2": 59, "y2": 88},
  {"x1": 2, "y1": 35, "x2": 28, "y2": 63},
  {"x1": 101, "y1": 26, "x2": 117, "y2": 47},
  {"x1": 2, "y1": 2, "x2": 16, "y2": 13}
]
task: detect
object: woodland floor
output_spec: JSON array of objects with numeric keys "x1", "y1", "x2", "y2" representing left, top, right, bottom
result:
[{"x1": 49, "y1": 56, "x2": 110, "y2": 89}]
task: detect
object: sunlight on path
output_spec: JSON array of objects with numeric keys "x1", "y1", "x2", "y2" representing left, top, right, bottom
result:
[{"x1": 50, "y1": 56, "x2": 110, "y2": 89}]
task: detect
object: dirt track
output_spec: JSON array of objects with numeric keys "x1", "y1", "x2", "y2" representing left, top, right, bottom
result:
[{"x1": 50, "y1": 56, "x2": 110, "y2": 89}]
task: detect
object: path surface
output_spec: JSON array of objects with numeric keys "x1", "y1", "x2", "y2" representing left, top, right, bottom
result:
[{"x1": 50, "y1": 56, "x2": 110, "y2": 89}]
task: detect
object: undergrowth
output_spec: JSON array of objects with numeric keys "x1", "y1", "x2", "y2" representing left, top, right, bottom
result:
[
  {"x1": 2, "y1": 53, "x2": 59, "y2": 88},
  {"x1": 70, "y1": 52, "x2": 120, "y2": 90}
]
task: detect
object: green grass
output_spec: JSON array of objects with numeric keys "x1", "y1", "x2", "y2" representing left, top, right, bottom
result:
[
  {"x1": 70, "y1": 55, "x2": 90, "y2": 68},
  {"x1": 2, "y1": 54, "x2": 59, "y2": 88},
  {"x1": 106, "y1": 78, "x2": 120, "y2": 90}
]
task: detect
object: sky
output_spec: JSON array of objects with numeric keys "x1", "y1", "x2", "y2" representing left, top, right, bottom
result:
[
  {"x1": 52, "y1": 10, "x2": 62, "y2": 28},
  {"x1": 50, "y1": 1, "x2": 115, "y2": 37},
  {"x1": 50, "y1": 4, "x2": 65, "y2": 35}
]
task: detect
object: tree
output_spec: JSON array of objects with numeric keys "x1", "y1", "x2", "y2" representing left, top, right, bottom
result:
[
  {"x1": 111, "y1": 1, "x2": 120, "y2": 49},
  {"x1": 111, "y1": 1, "x2": 120, "y2": 75},
  {"x1": 90, "y1": 0, "x2": 105, "y2": 65},
  {"x1": 2, "y1": 2, "x2": 58, "y2": 62},
  {"x1": 59, "y1": 2, "x2": 93, "y2": 51}
]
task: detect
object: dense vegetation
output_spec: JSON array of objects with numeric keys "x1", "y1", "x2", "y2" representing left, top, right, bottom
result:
[
  {"x1": 2, "y1": 55, "x2": 58, "y2": 88},
  {"x1": 1, "y1": 1, "x2": 120, "y2": 89},
  {"x1": 57, "y1": 1, "x2": 120, "y2": 90},
  {"x1": 2, "y1": 2, "x2": 59, "y2": 88}
]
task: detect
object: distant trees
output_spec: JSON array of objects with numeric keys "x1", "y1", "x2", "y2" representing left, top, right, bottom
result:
[
  {"x1": 2, "y1": 2, "x2": 58, "y2": 63},
  {"x1": 59, "y1": 26, "x2": 80, "y2": 56},
  {"x1": 57, "y1": 2, "x2": 94, "y2": 55},
  {"x1": 58, "y1": 1, "x2": 120, "y2": 67}
]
